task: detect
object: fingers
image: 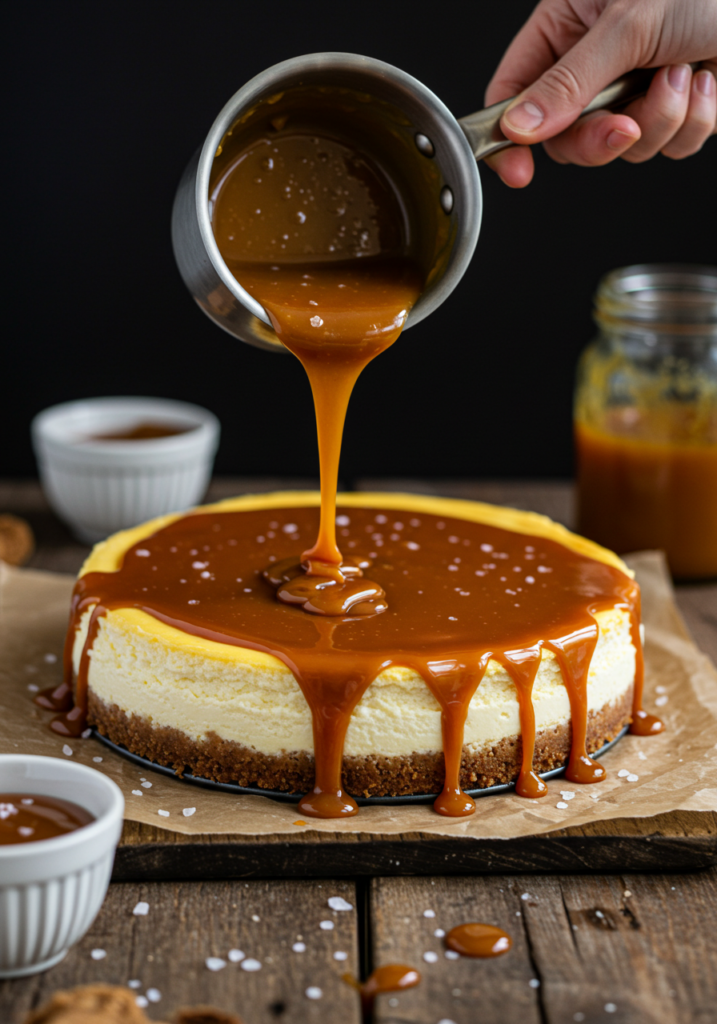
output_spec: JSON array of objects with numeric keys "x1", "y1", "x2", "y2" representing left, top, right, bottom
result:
[
  {"x1": 619, "y1": 64, "x2": 693, "y2": 162},
  {"x1": 542, "y1": 112, "x2": 641, "y2": 166},
  {"x1": 662, "y1": 70, "x2": 717, "y2": 159},
  {"x1": 483, "y1": 147, "x2": 535, "y2": 189}
]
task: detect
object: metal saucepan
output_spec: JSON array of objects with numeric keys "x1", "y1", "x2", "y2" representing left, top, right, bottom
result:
[{"x1": 171, "y1": 52, "x2": 657, "y2": 352}]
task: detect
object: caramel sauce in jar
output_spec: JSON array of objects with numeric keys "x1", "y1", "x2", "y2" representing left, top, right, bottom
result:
[{"x1": 576, "y1": 264, "x2": 717, "y2": 580}]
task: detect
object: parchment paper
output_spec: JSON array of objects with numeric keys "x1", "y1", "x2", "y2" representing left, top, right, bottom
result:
[{"x1": 1, "y1": 552, "x2": 716, "y2": 839}]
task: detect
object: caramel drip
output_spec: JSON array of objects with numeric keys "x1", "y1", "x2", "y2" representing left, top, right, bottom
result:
[
  {"x1": 627, "y1": 591, "x2": 663, "y2": 736},
  {"x1": 0, "y1": 794, "x2": 93, "y2": 845},
  {"x1": 498, "y1": 648, "x2": 548, "y2": 798},
  {"x1": 51, "y1": 506, "x2": 662, "y2": 818},
  {"x1": 445, "y1": 923, "x2": 512, "y2": 958},
  {"x1": 546, "y1": 626, "x2": 605, "y2": 784},
  {"x1": 344, "y1": 964, "x2": 421, "y2": 1019}
]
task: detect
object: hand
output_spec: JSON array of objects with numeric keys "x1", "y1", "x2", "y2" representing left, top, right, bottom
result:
[{"x1": 485, "y1": 0, "x2": 717, "y2": 187}]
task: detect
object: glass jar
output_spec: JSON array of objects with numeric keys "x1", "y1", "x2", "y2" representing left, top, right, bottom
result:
[{"x1": 575, "y1": 264, "x2": 717, "y2": 579}]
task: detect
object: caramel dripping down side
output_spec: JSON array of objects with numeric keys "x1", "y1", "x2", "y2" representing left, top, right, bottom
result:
[
  {"x1": 627, "y1": 590, "x2": 663, "y2": 736},
  {"x1": 47, "y1": 507, "x2": 662, "y2": 818}
]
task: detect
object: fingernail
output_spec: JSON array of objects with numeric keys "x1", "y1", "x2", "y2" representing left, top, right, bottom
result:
[
  {"x1": 504, "y1": 100, "x2": 544, "y2": 133},
  {"x1": 696, "y1": 70, "x2": 716, "y2": 97},
  {"x1": 606, "y1": 129, "x2": 637, "y2": 151},
  {"x1": 667, "y1": 64, "x2": 689, "y2": 93}
]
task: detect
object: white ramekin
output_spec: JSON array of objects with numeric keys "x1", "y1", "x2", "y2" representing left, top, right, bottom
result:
[
  {"x1": 0, "y1": 755, "x2": 124, "y2": 978},
  {"x1": 32, "y1": 396, "x2": 221, "y2": 542}
]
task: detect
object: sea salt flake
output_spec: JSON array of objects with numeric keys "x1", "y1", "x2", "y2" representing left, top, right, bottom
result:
[
  {"x1": 81, "y1": 728, "x2": 92, "y2": 739},
  {"x1": 423, "y1": 909, "x2": 435, "y2": 918},
  {"x1": 423, "y1": 951, "x2": 439, "y2": 963},
  {"x1": 62, "y1": 745, "x2": 73, "y2": 757},
  {"x1": 310, "y1": 315, "x2": 323, "y2": 327},
  {"x1": 292, "y1": 942, "x2": 306, "y2": 953},
  {"x1": 328, "y1": 896, "x2": 353, "y2": 911},
  {"x1": 146, "y1": 989, "x2": 161, "y2": 1003},
  {"x1": 251, "y1": 914, "x2": 260, "y2": 922},
  {"x1": 627, "y1": 773, "x2": 639, "y2": 782},
  {"x1": 448, "y1": 616, "x2": 457, "y2": 621},
  {"x1": 158, "y1": 809, "x2": 170, "y2": 817},
  {"x1": 333, "y1": 950, "x2": 348, "y2": 961},
  {"x1": 618, "y1": 769, "x2": 630, "y2": 778},
  {"x1": 132, "y1": 790, "x2": 143, "y2": 797},
  {"x1": 133, "y1": 902, "x2": 150, "y2": 916},
  {"x1": 445, "y1": 950, "x2": 460, "y2": 960},
  {"x1": 27, "y1": 683, "x2": 39, "y2": 692},
  {"x1": 656, "y1": 685, "x2": 667, "y2": 693},
  {"x1": 135, "y1": 550, "x2": 151, "y2": 557},
  {"x1": 91, "y1": 949, "x2": 106, "y2": 960},
  {"x1": 638, "y1": 751, "x2": 647, "y2": 760},
  {"x1": 128, "y1": 980, "x2": 141, "y2": 989},
  {"x1": 560, "y1": 791, "x2": 575, "y2": 800},
  {"x1": 93, "y1": 756, "x2": 103, "y2": 762},
  {"x1": 18, "y1": 826, "x2": 34, "y2": 837},
  {"x1": 529, "y1": 978, "x2": 540, "y2": 988},
  {"x1": 521, "y1": 893, "x2": 531, "y2": 901},
  {"x1": 141, "y1": 781, "x2": 152, "y2": 788},
  {"x1": 319, "y1": 920, "x2": 334, "y2": 930},
  {"x1": 205, "y1": 957, "x2": 226, "y2": 972},
  {"x1": 241, "y1": 958, "x2": 262, "y2": 972},
  {"x1": 655, "y1": 695, "x2": 668, "y2": 707},
  {"x1": 306, "y1": 987, "x2": 322, "y2": 999},
  {"x1": 336, "y1": 515, "x2": 350, "y2": 527},
  {"x1": 44, "y1": 653, "x2": 57, "y2": 663},
  {"x1": 556, "y1": 801, "x2": 569, "y2": 809},
  {"x1": 183, "y1": 807, "x2": 196, "y2": 817},
  {"x1": 605, "y1": 1004, "x2": 617, "y2": 1013},
  {"x1": 434, "y1": 928, "x2": 445, "y2": 937},
  {"x1": 135, "y1": 996, "x2": 149, "y2": 1009},
  {"x1": 228, "y1": 948, "x2": 245, "y2": 962}
]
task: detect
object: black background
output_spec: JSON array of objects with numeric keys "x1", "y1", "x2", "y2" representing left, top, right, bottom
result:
[{"x1": 4, "y1": 0, "x2": 716, "y2": 480}]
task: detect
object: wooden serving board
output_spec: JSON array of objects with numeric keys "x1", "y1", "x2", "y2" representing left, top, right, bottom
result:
[{"x1": 113, "y1": 810, "x2": 717, "y2": 881}]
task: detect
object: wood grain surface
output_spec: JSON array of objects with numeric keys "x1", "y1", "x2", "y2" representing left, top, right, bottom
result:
[
  {"x1": 0, "y1": 880, "x2": 361, "y2": 1023},
  {"x1": 369, "y1": 872, "x2": 717, "y2": 1024}
]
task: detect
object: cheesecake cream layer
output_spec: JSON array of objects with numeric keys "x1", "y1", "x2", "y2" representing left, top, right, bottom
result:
[
  {"x1": 74, "y1": 604, "x2": 634, "y2": 759},
  {"x1": 73, "y1": 492, "x2": 636, "y2": 766}
]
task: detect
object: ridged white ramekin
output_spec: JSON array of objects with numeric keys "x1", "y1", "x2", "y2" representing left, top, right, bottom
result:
[
  {"x1": 0, "y1": 755, "x2": 124, "y2": 978},
  {"x1": 32, "y1": 396, "x2": 220, "y2": 542}
]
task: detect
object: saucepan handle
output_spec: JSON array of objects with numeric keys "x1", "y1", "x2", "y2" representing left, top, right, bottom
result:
[{"x1": 459, "y1": 67, "x2": 666, "y2": 161}]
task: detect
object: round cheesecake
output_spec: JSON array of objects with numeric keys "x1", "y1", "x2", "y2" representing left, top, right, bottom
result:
[{"x1": 71, "y1": 492, "x2": 638, "y2": 796}]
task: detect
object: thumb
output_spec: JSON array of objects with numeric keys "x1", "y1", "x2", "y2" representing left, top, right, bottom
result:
[{"x1": 500, "y1": 7, "x2": 642, "y2": 143}]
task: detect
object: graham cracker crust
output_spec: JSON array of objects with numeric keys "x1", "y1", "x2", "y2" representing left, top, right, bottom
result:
[{"x1": 88, "y1": 685, "x2": 633, "y2": 797}]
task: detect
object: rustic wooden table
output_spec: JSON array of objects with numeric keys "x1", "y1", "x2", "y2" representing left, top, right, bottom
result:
[{"x1": 2, "y1": 478, "x2": 717, "y2": 1024}]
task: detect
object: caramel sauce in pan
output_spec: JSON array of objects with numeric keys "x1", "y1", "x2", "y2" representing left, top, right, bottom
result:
[
  {"x1": 344, "y1": 963, "x2": 420, "y2": 1018},
  {"x1": 0, "y1": 794, "x2": 93, "y2": 845},
  {"x1": 445, "y1": 923, "x2": 512, "y2": 958},
  {"x1": 48, "y1": 96, "x2": 662, "y2": 817},
  {"x1": 87, "y1": 422, "x2": 195, "y2": 441},
  {"x1": 55, "y1": 504, "x2": 656, "y2": 817}
]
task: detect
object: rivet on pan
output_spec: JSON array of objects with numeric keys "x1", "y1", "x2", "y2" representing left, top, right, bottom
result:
[
  {"x1": 440, "y1": 186, "x2": 454, "y2": 214},
  {"x1": 415, "y1": 133, "x2": 435, "y2": 157}
]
